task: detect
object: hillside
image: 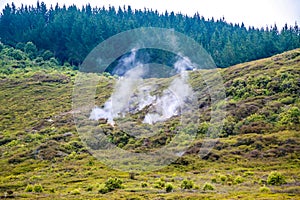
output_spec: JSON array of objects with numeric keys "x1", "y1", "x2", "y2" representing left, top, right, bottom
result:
[{"x1": 0, "y1": 45, "x2": 299, "y2": 199}]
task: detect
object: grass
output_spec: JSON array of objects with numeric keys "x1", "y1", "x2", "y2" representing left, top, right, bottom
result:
[{"x1": 0, "y1": 45, "x2": 299, "y2": 199}]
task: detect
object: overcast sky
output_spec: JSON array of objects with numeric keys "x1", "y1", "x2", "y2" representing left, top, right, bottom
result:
[{"x1": 1, "y1": 0, "x2": 299, "y2": 29}]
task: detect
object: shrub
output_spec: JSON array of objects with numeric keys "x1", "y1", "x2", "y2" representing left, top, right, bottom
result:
[
  {"x1": 154, "y1": 180, "x2": 165, "y2": 189},
  {"x1": 165, "y1": 183, "x2": 174, "y2": 193},
  {"x1": 280, "y1": 79, "x2": 298, "y2": 93},
  {"x1": 86, "y1": 185, "x2": 93, "y2": 191},
  {"x1": 8, "y1": 49, "x2": 24, "y2": 60},
  {"x1": 99, "y1": 177, "x2": 123, "y2": 194},
  {"x1": 35, "y1": 57, "x2": 44, "y2": 63},
  {"x1": 181, "y1": 179, "x2": 194, "y2": 189},
  {"x1": 197, "y1": 122, "x2": 209, "y2": 136},
  {"x1": 15, "y1": 42, "x2": 25, "y2": 51},
  {"x1": 202, "y1": 182, "x2": 215, "y2": 191},
  {"x1": 65, "y1": 151, "x2": 78, "y2": 160},
  {"x1": 71, "y1": 189, "x2": 80, "y2": 195},
  {"x1": 25, "y1": 184, "x2": 43, "y2": 192},
  {"x1": 243, "y1": 171, "x2": 254, "y2": 177},
  {"x1": 49, "y1": 57, "x2": 59, "y2": 65},
  {"x1": 278, "y1": 107, "x2": 300, "y2": 126},
  {"x1": 259, "y1": 179, "x2": 267, "y2": 186},
  {"x1": 141, "y1": 182, "x2": 148, "y2": 188},
  {"x1": 234, "y1": 176, "x2": 244, "y2": 184},
  {"x1": 253, "y1": 75, "x2": 272, "y2": 88},
  {"x1": 221, "y1": 116, "x2": 236, "y2": 136},
  {"x1": 106, "y1": 177, "x2": 123, "y2": 190},
  {"x1": 267, "y1": 171, "x2": 286, "y2": 186},
  {"x1": 280, "y1": 96, "x2": 295, "y2": 105},
  {"x1": 42, "y1": 50, "x2": 54, "y2": 61},
  {"x1": 33, "y1": 184, "x2": 43, "y2": 192},
  {"x1": 25, "y1": 184, "x2": 33, "y2": 192},
  {"x1": 259, "y1": 185, "x2": 271, "y2": 193},
  {"x1": 245, "y1": 113, "x2": 265, "y2": 124},
  {"x1": 211, "y1": 177, "x2": 217, "y2": 183},
  {"x1": 219, "y1": 174, "x2": 227, "y2": 182},
  {"x1": 24, "y1": 42, "x2": 37, "y2": 59},
  {"x1": 99, "y1": 186, "x2": 109, "y2": 194},
  {"x1": 87, "y1": 159, "x2": 94, "y2": 166}
]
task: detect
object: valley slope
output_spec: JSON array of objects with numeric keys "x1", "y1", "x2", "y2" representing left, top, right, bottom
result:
[{"x1": 0, "y1": 46, "x2": 299, "y2": 199}]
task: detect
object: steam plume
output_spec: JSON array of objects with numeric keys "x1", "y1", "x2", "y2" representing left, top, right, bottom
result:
[{"x1": 90, "y1": 50, "x2": 195, "y2": 126}]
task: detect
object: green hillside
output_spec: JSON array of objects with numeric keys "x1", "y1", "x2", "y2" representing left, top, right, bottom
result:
[{"x1": 0, "y1": 44, "x2": 299, "y2": 199}]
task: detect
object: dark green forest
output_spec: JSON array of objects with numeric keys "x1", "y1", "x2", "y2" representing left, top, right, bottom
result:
[{"x1": 0, "y1": 1, "x2": 299, "y2": 67}]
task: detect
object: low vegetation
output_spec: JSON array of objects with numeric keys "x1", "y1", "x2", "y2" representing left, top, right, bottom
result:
[
  {"x1": 0, "y1": 44, "x2": 299, "y2": 199},
  {"x1": 202, "y1": 182, "x2": 215, "y2": 191},
  {"x1": 267, "y1": 171, "x2": 286, "y2": 186}
]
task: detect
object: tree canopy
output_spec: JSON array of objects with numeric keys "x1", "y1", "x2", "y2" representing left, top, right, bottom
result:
[{"x1": 0, "y1": 2, "x2": 299, "y2": 67}]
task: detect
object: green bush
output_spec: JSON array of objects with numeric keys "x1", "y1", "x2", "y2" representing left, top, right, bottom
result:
[
  {"x1": 253, "y1": 75, "x2": 272, "y2": 88},
  {"x1": 33, "y1": 184, "x2": 43, "y2": 192},
  {"x1": 165, "y1": 183, "x2": 174, "y2": 193},
  {"x1": 211, "y1": 177, "x2": 217, "y2": 183},
  {"x1": 234, "y1": 176, "x2": 244, "y2": 184},
  {"x1": 64, "y1": 151, "x2": 79, "y2": 160},
  {"x1": 106, "y1": 177, "x2": 123, "y2": 190},
  {"x1": 181, "y1": 179, "x2": 194, "y2": 189},
  {"x1": 105, "y1": 178, "x2": 123, "y2": 191},
  {"x1": 221, "y1": 116, "x2": 236, "y2": 136},
  {"x1": 259, "y1": 185, "x2": 271, "y2": 193},
  {"x1": 141, "y1": 182, "x2": 148, "y2": 188},
  {"x1": 86, "y1": 185, "x2": 93, "y2": 191},
  {"x1": 99, "y1": 186, "x2": 109, "y2": 194},
  {"x1": 99, "y1": 177, "x2": 123, "y2": 194},
  {"x1": 15, "y1": 42, "x2": 25, "y2": 51},
  {"x1": 202, "y1": 182, "x2": 215, "y2": 191},
  {"x1": 35, "y1": 57, "x2": 44, "y2": 63},
  {"x1": 197, "y1": 122, "x2": 209, "y2": 136},
  {"x1": 71, "y1": 189, "x2": 80, "y2": 195},
  {"x1": 25, "y1": 184, "x2": 33, "y2": 192},
  {"x1": 25, "y1": 184, "x2": 43, "y2": 192},
  {"x1": 280, "y1": 96, "x2": 295, "y2": 105},
  {"x1": 259, "y1": 179, "x2": 267, "y2": 186},
  {"x1": 279, "y1": 107, "x2": 300, "y2": 125},
  {"x1": 280, "y1": 79, "x2": 298, "y2": 93},
  {"x1": 154, "y1": 180, "x2": 165, "y2": 189},
  {"x1": 8, "y1": 49, "x2": 24, "y2": 60},
  {"x1": 243, "y1": 171, "x2": 254, "y2": 177},
  {"x1": 244, "y1": 113, "x2": 265, "y2": 124},
  {"x1": 267, "y1": 171, "x2": 286, "y2": 186},
  {"x1": 42, "y1": 50, "x2": 54, "y2": 61},
  {"x1": 219, "y1": 174, "x2": 227, "y2": 182},
  {"x1": 49, "y1": 57, "x2": 59, "y2": 65},
  {"x1": 24, "y1": 42, "x2": 37, "y2": 60}
]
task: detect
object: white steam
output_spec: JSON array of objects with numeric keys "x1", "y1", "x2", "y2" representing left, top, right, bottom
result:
[
  {"x1": 89, "y1": 50, "x2": 195, "y2": 126},
  {"x1": 143, "y1": 56, "x2": 194, "y2": 124}
]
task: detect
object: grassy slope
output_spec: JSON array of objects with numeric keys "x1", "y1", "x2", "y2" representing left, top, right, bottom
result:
[{"x1": 0, "y1": 47, "x2": 299, "y2": 199}]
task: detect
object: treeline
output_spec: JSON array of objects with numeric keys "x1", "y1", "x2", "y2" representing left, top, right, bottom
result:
[{"x1": 0, "y1": 2, "x2": 299, "y2": 67}]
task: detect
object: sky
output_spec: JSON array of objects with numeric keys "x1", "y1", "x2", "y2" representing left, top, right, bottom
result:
[{"x1": 0, "y1": 0, "x2": 299, "y2": 29}]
